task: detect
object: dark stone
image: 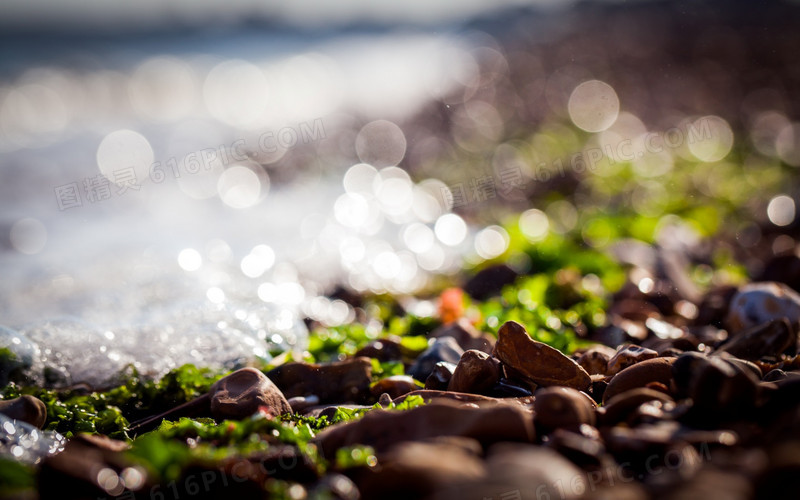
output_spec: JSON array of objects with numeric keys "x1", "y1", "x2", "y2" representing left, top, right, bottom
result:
[
  {"x1": 407, "y1": 337, "x2": 464, "y2": 381},
  {"x1": 448, "y1": 349, "x2": 502, "y2": 394},
  {"x1": 463, "y1": 264, "x2": 519, "y2": 300},
  {"x1": 715, "y1": 318, "x2": 797, "y2": 360},
  {"x1": 672, "y1": 352, "x2": 760, "y2": 422},
  {"x1": 355, "y1": 338, "x2": 403, "y2": 362},
  {"x1": 694, "y1": 285, "x2": 737, "y2": 328},
  {"x1": 431, "y1": 444, "x2": 587, "y2": 500},
  {"x1": 599, "y1": 388, "x2": 674, "y2": 427},
  {"x1": 533, "y1": 386, "x2": 596, "y2": 433},
  {"x1": 544, "y1": 429, "x2": 609, "y2": 471},
  {"x1": 355, "y1": 440, "x2": 486, "y2": 499},
  {"x1": 489, "y1": 379, "x2": 533, "y2": 398},
  {"x1": 757, "y1": 254, "x2": 800, "y2": 293},
  {"x1": 424, "y1": 361, "x2": 456, "y2": 390}
]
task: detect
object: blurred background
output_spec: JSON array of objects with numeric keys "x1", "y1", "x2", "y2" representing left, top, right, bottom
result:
[{"x1": 1, "y1": 0, "x2": 800, "y2": 386}]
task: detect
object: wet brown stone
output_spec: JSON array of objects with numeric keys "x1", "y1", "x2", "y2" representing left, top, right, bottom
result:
[
  {"x1": 39, "y1": 433, "x2": 149, "y2": 500},
  {"x1": 606, "y1": 344, "x2": 659, "y2": 376},
  {"x1": 494, "y1": 321, "x2": 591, "y2": 390},
  {"x1": 432, "y1": 444, "x2": 587, "y2": 500},
  {"x1": 448, "y1": 349, "x2": 502, "y2": 394},
  {"x1": 210, "y1": 367, "x2": 293, "y2": 420},
  {"x1": 354, "y1": 338, "x2": 403, "y2": 362},
  {"x1": 370, "y1": 375, "x2": 419, "y2": 399},
  {"x1": 715, "y1": 318, "x2": 797, "y2": 360},
  {"x1": 603, "y1": 357, "x2": 676, "y2": 404},
  {"x1": 424, "y1": 361, "x2": 456, "y2": 390},
  {"x1": 533, "y1": 386, "x2": 596, "y2": 432},
  {"x1": 0, "y1": 395, "x2": 47, "y2": 429},
  {"x1": 599, "y1": 388, "x2": 674, "y2": 427},
  {"x1": 577, "y1": 345, "x2": 617, "y2": 375},
  {"x1": 267, "y1": 357, "x2": 372, "y2": 404},
  {"x1": 355, "y1": 440, "x2": 486, "y2": 499},
  {"x1": 312, "y1": 400, "x2": 535, "y2": 458}
]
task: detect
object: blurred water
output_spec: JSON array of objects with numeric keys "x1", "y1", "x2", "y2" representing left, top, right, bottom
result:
[
  {"x1": 0, "y1": 413, "x2": 65, "y2": 464},
  {"x1": 0, "y1": 30, "x2": 491, "y2": 386}
]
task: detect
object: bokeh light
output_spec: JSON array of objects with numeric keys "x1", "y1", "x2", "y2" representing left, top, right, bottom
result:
[
  {"x1": 568, "y1": 80, "x2": 620, "y2": 133},
  {"x1": 767, "y1": 195, "x2": 795, "y2": 226}
]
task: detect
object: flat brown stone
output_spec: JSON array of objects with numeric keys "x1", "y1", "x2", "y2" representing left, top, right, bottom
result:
[
  {"x1": 267, "y1": 357, "x2": 373, "y2": 404},
  {"x1": 312, "y1": 399, "x2": 535, "y2": 458},
  {"x1": 603, "y1": 357, "x2": 676, "y2": 404},
  {"x1": 494, "y1": 321, "x2": 591, "y2": 391}
]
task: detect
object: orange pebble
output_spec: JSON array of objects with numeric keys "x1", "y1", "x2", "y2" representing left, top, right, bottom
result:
[{"x1": 439, "y1": 287, "x2": 464, "y2": 324}]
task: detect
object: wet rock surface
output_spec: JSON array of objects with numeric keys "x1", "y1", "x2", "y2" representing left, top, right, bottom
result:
[
  {"x1": 267, "y1": 357, "x2": 372, "y2": 404},
  {"x1": 424, "y1": 361, "x2": 456, "y2": 390},
  {"x1": 603, "y1": 357, "x2": 676, "y2": 404},
  {"x1": 312, "y1": 400, "x2": 535, "y2": 457},
  {"x1": 577, "y1": 344, "x2": 617, "y2": 375},
  {"x1": 407, "y1": 337, "x2": 464, "y2": 381},
  {"x1": 606, "y1": 344, "x2": 659, "y2": 376},
  {"x1": 533, "y1": 387, "x2": 596, "y2": 433},
  {"x1": 494, "y1": 321, "x2": 591, "y2": 390},
  {"x1": 447, "y1": 349, "x2": 502, "y2": 394},
  {"x1": 0, "y1": 395, "x2": 47, "y2": 429},
  {"x1": 210, "y1": 367, "x2": 293, "y2": 420},
  {"x1": 715, "y1": 318, "x2": 798, "y2": 360}
]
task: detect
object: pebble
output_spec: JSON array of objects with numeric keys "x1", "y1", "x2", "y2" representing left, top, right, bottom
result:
[
  {"x1": 39, "y1": 432, "x2": 145, "y2": 499},
  {"x1": 715, "y1": 318, "x2": 797, "y2": 360},
  {"x1": 407, "y1": 337, "x2": 464, "y2": 381},
  {"x1": 354, "y1": 338, "x2": 403, "y2": 362},
  {"x1": 287, "y1": 395, "x2": 320, "y2": 413},
  {"x1": 0, "y1": 394, "x2": 47, "y2": 429},
  {"x1": 533, "y1": 387, "x2": 596, "y2": 432},
  {"x1": 267, "y1": 357, "x2": 373, "y2": 404},
  {"x1": 599, "y1": 388, "x2": 674, "y2": 427},
  {"x1": 312, "y1": 400, "x2": 534, "y2": 457},
  {"x1": 447, "y1": 349, "x2": 502, "y2": 394},
  {"x1": 357, "y1": 440, "x2": 486, "y2": 499},
  {"x1": 494, "y1": 321, "x2": 591, "y2": 391},
  {"x1": 671, "y1": 352, "x2": 759, "y2": 420},
  {"x1": 370, "y1": 375, "x2": 419, "y2": 399},
  {"x1": 603, "y1": 357, "x2": 676, "y2": 404},
  {"x1": 726, "y1": 281, "x2": 800, "y2": 333},
  {"x1": 424, "y1": 361, "x2": 456, "y2": 390},
  {"x1": 606, "y1": 344, "x2": 659, "y2": 376},
  {"x1": 210, "y1": 367, "x2": 293, "y2": 420},
  {"x1": 463, "y1": 264, "x2": 519, "y2": 300},
  {"x1": 577, "y1": 344, "x2": 617, "y2": 375}
]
